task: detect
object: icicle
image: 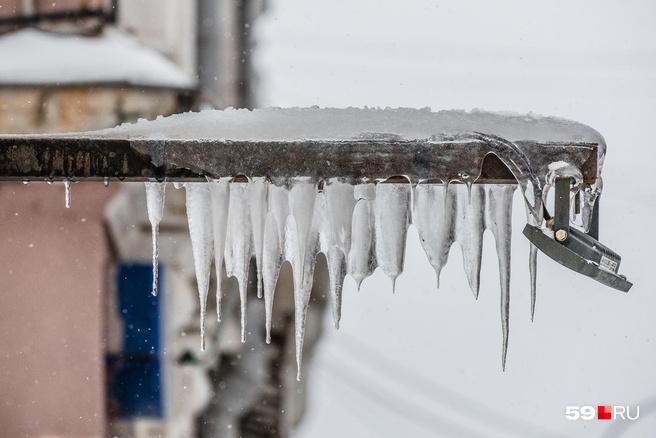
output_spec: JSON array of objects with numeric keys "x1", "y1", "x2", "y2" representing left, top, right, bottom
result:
[
  {"x1": 261, "y1": 184, "x2": 291, "y2": 342},
  {"x1": 249, "y1": 178, "x2": 268, "y2": 299},
  {"x1": 145, "y1": 182, "x2": 166, "y2": 296},
  {"x1": 209, "y1": 179, "x2": 230, "y2": 321},
  {"x1": 262, "y1": 211, "x2": 282, "y2": 344},
  {"x1": 347, "y1": 184, "x2": 376, "y2": 290},
  {"x1": 185, "y1": 183, "x2": 214, "y2": 350},
  {"x1": 63, "y1": 180, "x2": 71, "y2": 209},
  {"x1": 455, "y1": 184, "x2": 485, "y2": 298},
  {"x1": 413, "y1": 182, "x2": 456, "y2": 288},
  {"x1": 529, "y1": 245, "x2": 537, "y2": 321},
  {"x1": 224, "y1": 182, "x2": 252, "y2": 342},
  {"x1": 486, "y1": 184, "x2": 516, "y2": 371},
  {"x1": 285, "y1": 178, "x2": 320, "y2": 380},
  {"x1": 374, "y1": 182, "x2": 411, "y2": 291},
  {"x1": 321, "y1": 180, "x2": 356, "y2": 329}
]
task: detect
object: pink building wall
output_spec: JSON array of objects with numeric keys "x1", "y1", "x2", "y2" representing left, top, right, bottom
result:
[{"x1": 0, "y1": 182, "x2": 117, "y2": 437}]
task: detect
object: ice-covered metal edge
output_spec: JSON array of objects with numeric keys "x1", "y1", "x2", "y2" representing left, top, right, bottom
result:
[{"x1": 0, "y1": 136, "x2": 597, "y2": 185}]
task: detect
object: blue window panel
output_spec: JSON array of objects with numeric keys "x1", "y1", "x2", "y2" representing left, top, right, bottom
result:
[{"x1": 108, "y1": 263, "x2": 164, "y2": 419}]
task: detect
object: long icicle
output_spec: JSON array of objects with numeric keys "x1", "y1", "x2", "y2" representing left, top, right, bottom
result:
[
  {"x1": 185, "y1": 183, "x2": 214, "y2": 350},
  {"x1": 529, "y1": 245, "x2": 538, "y2": 321},
  {"x1": 249, "y1": 178, "x2": 268, "y2": 299},
  {"x1": 455, "y1": 184, "x2": 485, "y2": 298},
  {"x1": 486, "y1": 184, "x2": 516, "y2": 371},
  {"x1": 322, "y1": 180, "x2": 356, "y2": 328},
  {"x1": 263, "y1": 185, "x2": 289, "y2": 343},
  {"x1": 262, "y1": 211, "x2": 282, "y2": 344},
  {"x1": 224, "y1": 181, "x2": 252, "y2": 343},
  {"x1": 286, "y1": 179, "x2": 320, "y2": 380},
  {"x1": 209, "y1": 179, "x2": 230, "y2": 321},
  {"x1": 144, "y1": 182, "x2": 166, "y2": 296}
]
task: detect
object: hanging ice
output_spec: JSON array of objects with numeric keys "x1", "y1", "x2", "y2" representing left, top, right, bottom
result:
[
  {"x1": 414, "y1": 183, "x2": 456, "y2": 289},
  {"x1": 374, "y1": 182, "x2": 411, "y2": 291},
  {"x1": 347, "y1": 184, "x2": 376, "y2": 290},
  {"x1": 185, "y1": 183, "x2": 214, "y2": 350},
  {"x1": 63, "y1": 180, "x2": 71, "y2": 209},
  {"x1": 144, "y1": 182, "x2": 166, "y2": 296},
  {"x1": 249, "y1": 178, "x2": 268, "y2": 299},
  {"x1": 320, "y1": 180, "x2": 356, "y2": 328},
  {"x1": 455, "y1": 184, "x2": 486, "y2": 298},
  {"x1": 224, "y1": 181, "x2": 253, "y2": 343},
  {"x1": 209, "y1": 179, "x2": 230, "y2": 321},
  {"x1": 285, "y1": 179, "x2": 321, "y2": 380},
  {"x1": 486, "y1": 184, "x2": 516, "y2": 371}
]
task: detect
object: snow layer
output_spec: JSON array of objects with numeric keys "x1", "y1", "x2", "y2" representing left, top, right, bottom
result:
[
  {"x1": 99, "y1": 107, "x2": 605, "y2": 155},
  {"x1": 0, "y1": 28, "x2": 193, "y2": 89}
]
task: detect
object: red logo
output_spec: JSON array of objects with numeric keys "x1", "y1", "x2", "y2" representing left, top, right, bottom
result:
[{"x1": 598, "y1": 405, "x2": 612, "y2": 420}]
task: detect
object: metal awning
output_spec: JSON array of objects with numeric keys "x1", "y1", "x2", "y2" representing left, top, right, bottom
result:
[{"x1": 0, "y1": 136, "x2": 598, "y2": 184}]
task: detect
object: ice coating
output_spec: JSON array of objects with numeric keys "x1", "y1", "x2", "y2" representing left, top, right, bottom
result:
[
  {"x1": 144, "y1": 182, "x2": 166, "y2": 296},
  {"x1": 185, "y1": 183, "x2": 214, "y2": 350}
]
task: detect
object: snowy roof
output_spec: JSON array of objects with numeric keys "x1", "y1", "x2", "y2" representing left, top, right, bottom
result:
[
  {"x1": 96, "y1": 107, "x2": 605, "y2": 147},
  {"x1": 0, "y1": 28, "x2": 194, "y2": 90}
]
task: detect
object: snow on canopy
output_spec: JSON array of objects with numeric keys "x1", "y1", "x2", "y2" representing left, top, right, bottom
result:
[
  {"x1": 0, "y1": 28, "x2": 193, "y2": 89},
  {"x1": 98, "y1": 106, "x2": 602, "y2": 142}
]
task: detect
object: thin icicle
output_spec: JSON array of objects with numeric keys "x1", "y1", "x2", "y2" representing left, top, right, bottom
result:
[
  {"x1": 374, "y1": 182, "x2": 411, "y2": 291},
  {"x1": 262, "y1": 211, "x2": 282, "y2": 344},
  {"x1": 455, "y1": 184, "x2": 485, "y2": 298},
  {"x1": 224, "y1": 182, "x2": 252, "y2": 342},
  {"x1": 144, "y1": 182, "x2": 166, "y2": 296},
  {"x1": 322, "y1": 180, "x2": 356, "y2": 329},
  {"x1": 413, "y1": 182, "x2": 456, "y2": 288},
  {"x1": 486, "y1": 184, "x2": 516, "y2": 371},
  {"x1": 63, "y1": 180, "x2": 71, "y2": 208},
  {"x1": 285, "y1": 179, "x2": 320, "y2": 380},
  {"x1": 348, "y1": 184, "x2": 376, "y2": 290},
  {"x1": 249, "y1": 178, "x2": 268, "y2": 299},
  {"x1": 185, "y1": 183, "x2": 214, "y2": 350},
  {"x1": 529, "y1": 245, "x2": 537, "y2": 321},
  {"x1": 209, "y1": 179, "x2": 230, "y2": 321}
]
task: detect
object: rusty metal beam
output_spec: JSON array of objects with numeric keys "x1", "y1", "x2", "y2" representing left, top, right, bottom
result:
[{"x1": 0, "y1": 136, "x2": 597, "y2": 184}]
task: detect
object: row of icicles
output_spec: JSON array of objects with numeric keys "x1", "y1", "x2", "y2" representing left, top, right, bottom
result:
[{"x1": 139, "y1": 177, "x2": 528, "y2": 379}]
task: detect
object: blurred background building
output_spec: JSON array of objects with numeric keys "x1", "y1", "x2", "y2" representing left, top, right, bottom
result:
[{"x1": 0, "y1": 1, "x2": 318, "y2": 437}]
